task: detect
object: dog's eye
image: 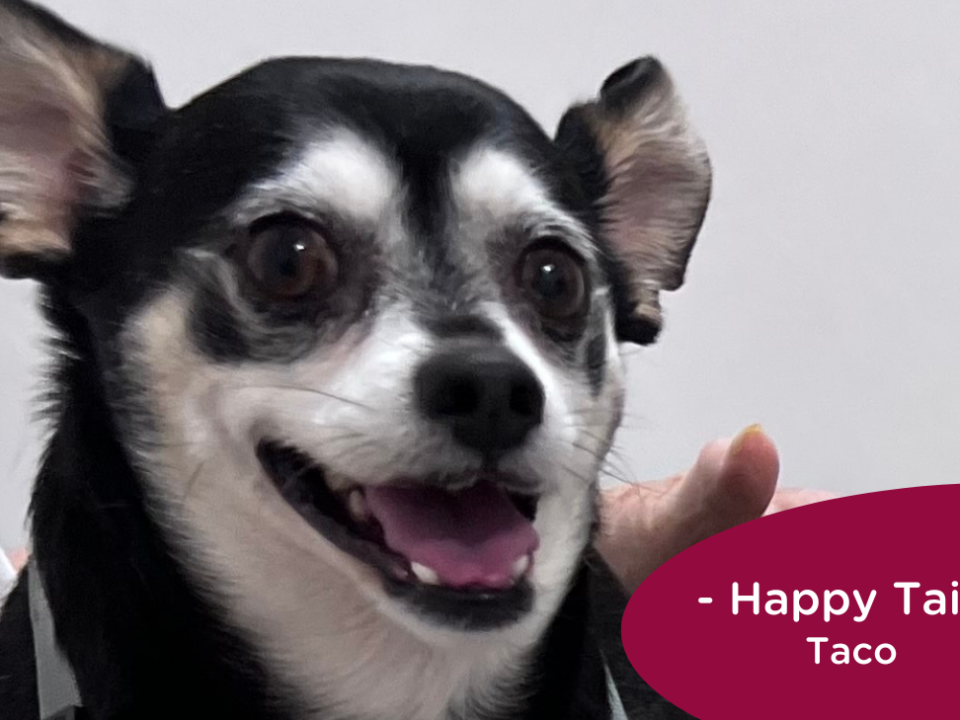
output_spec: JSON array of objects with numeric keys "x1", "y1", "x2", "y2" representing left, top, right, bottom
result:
[
  {"x1": 244, "y1": 217, "x2": 337, "y2": 300},
  {"x1": 517, "y1": 242, "x2": 588, "y2": 321}
]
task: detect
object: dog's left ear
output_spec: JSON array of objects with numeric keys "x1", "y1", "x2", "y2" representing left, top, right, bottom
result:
[
  {"x1": 556, "y1": 57, "x2": 712, "y2": 345},
  {"x1": 0, "y1": 0, "x2": 166, "y2": 280}
]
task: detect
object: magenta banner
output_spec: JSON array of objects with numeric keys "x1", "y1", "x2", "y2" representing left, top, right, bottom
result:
[{"x1": 623, "y1": 485, "x2": 960, "y2": 719}]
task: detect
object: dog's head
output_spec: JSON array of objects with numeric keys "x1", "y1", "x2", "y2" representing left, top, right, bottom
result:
[{"x1": 1, "y1": 0, "x2": 709, "y2": 713}]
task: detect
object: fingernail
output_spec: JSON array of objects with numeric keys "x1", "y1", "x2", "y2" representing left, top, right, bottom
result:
[{"x1": 729, "y1": 423, "x2": 764, "y2": 458}]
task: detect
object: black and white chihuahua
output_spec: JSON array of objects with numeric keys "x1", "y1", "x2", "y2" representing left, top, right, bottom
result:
[{"x1": 0, "y1": 2, "x2": 710, "y2": 718}]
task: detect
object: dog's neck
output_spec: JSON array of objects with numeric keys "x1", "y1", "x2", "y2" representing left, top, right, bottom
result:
[{"x1": 26, "y1": 294, "x2": 619, "y2": 720}]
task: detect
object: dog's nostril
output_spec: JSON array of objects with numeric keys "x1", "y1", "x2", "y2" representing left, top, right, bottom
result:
[{"x1": 439, "y1": 377, "x2": 481, "y2": 417}]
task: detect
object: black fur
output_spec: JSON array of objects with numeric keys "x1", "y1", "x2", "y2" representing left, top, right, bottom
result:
[
  {"x1": 1, "y1": 4, "x2": 694, "y2": 718},
  {"x1": 1, "y1": 290, "x2": 300, "y2": 720},
  {"x1": 554, "y1": 108, "x2": 661, "y2": 347},
  {"x1": 586, "y1": 332, "x2": 608, "y2": 396},
  {"x1": 598, "y1": 58, "x2": 664, "y2": 119}
]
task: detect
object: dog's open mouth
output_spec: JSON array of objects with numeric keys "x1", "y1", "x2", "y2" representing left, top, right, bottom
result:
[{"x1": 258, "y1": 441, "x2": 540, "y2": 626}]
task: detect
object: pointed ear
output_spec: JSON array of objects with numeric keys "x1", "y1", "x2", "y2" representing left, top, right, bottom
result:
[
  {"x1": 0, "y1": 0, "x2": 165, "y2": 279},
  {"x1": 556, "y1": 57, "x2": 712, "y2": 345}
]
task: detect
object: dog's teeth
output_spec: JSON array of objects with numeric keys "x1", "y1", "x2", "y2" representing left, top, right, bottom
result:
[
  {"x1": 411, "y1": 562, "x2": 440, "y2": 585},
  {"x1": 512, "y1": 554, "x2": 531, "y2": 580},
  {"x1": 346, "y1": 490, "x2": 370, "y2": 523}
]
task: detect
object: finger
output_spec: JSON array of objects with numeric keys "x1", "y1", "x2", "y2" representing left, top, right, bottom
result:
[
  {"x1": 597, "y1": 426, "x2": 781, "y2": 593},
  {"x1": 664, "y1": 425, "x2": 780, "y2": 545},
  {"x1": 8, "y1": 548, "x2": 29, "y2": 571}
]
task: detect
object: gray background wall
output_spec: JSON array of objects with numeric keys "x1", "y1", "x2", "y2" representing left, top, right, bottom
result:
[{"x1": 3, "y1": 1, "x2": 960, "y2": 550}]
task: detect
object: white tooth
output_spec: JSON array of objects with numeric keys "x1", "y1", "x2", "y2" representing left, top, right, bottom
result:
[
  {"x1": 411, "y1": 562, "x2": 440, "y2": 585},
  {"x1": 512, "y1": 554, "x2": 531, "y2": 579},
  {"x1": 347, "y1": 490, "x2": 370, "y2": 523},
  {"x1": 325, "y1": 471, "x2": 352, "y2": 493}
]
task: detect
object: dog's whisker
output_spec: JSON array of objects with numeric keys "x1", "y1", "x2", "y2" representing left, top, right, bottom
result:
[
  {"x1": 570, "y1": 426, "x2": 613, "y2": 444},
  {"x1": 593, "y1": 441, "x2": 638, "y2": 484},
  {"x1": 569, "y1": 440, "x2": 636, "y2": 486},
  {"x1": 557, "y1": 461, "x2": 591, "y2": 483},
  {"x1": 227, "y1": 383, "x2": 375, "y2": 411},
  {"x1": 597, "y1": 456, "x2": 636, "y2": 485},
  {"x1": 180, "y1": 459, "x2": 208, "y2": 503},
  {"x1": 569, "y1": 441, "x2": 608, "y2": 464},
  {"x1": 150, "y1": 439, "x2": 202, "y2": 451},
  {"x1": 599, "y1": 468, "x2": 635, "y2": 488}
]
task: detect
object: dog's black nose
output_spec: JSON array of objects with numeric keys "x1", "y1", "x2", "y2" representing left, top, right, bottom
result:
[{"x1": 415, "y1": 345, "x2": 544, "y2": 455}]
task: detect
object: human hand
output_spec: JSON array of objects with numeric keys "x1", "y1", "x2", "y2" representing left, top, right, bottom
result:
[
  {"x1": 6, "y1": 548, "x2": 28, "y2": 572},
  {"x1": 596, "y1": 426, "x2": 834, "y2": 594}
]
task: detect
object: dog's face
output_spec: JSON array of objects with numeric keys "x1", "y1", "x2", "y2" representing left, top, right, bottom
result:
[{"x1": 1, "y1": 1, "x2": 710, "y2": 716}]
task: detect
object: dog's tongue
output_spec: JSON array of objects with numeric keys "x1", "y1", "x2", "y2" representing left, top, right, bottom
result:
[{"x1": 365, "y1": 482, "x2": 539, "y2": 589}]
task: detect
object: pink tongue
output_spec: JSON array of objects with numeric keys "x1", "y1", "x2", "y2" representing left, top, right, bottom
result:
[{"x1": 365, "y1": 482, "x2": 539, "y2": 589}]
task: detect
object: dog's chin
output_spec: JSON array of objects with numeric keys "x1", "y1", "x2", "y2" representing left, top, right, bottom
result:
[{"x1": 257, "y1": 441, "x2": 542, "y2": 631}]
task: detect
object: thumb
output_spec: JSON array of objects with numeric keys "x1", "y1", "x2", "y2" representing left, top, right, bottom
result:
[{"x1": 663, "y1": 425, "x2": 781, "y2": 548}]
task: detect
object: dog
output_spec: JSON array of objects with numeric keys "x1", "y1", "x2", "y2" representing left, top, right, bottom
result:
[{"x1": 0, "y1": 1, "x2": 711, "y2": 718}]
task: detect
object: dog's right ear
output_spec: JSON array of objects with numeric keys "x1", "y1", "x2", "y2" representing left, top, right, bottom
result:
[{"x1": 0, "y1": 0, "x2": 166, "y2": 280}]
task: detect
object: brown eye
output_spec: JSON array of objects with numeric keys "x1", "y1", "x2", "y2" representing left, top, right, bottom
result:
[
  {"x1": 518, "y1": 242, "x2": 588, "y2": 321},
  {"x1": 244, "y1": 217, "x2": 337, "y2": 299}
]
